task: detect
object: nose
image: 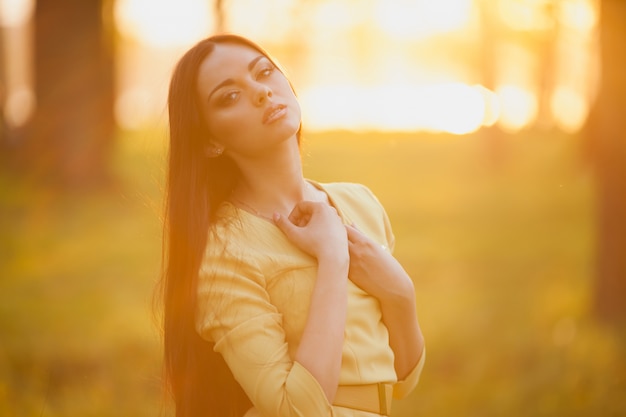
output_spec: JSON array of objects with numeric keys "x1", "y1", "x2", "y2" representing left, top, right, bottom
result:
[{"x1": 253, "y1": 83, "x2": 272, "y2": 106}]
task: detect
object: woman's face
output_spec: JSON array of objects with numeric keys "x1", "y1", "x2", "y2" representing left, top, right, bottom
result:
[{"x1": 196, "y1": 42, "x2": 301, "y2": 157}]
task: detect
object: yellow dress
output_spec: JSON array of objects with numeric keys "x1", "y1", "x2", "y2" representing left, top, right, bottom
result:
[{"x1": 196, "y1": 181, "x2": 425, "y2": 417}]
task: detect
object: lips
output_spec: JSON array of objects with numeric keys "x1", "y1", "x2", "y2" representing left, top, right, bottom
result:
[{"x1": 262, "y1": 104, "x2": 287, "y2": 125}]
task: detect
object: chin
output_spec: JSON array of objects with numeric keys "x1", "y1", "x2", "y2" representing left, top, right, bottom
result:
[{"x1": 279, "y1": 112, "x2": 302, "y2": 136}]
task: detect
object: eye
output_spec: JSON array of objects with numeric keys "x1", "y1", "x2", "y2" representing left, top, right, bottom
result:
[
  {"x1": 218, "y1": 90, "x2": 239, "y2": 106},
  {"x1": 256, "y1": 66, "x2": 274, "y2": 80}
]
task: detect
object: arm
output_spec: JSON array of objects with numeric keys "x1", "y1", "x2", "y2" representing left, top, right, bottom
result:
[
  {"x1": 293, "y1": 254, "x2": 347, "y2": 401},
  {"x1": 197, "y1": 206, "x2": 346, "y2": 417},
  {"x1": 274, "y1": 200, "x2": 349, "y2": 401},
  {"x1": 345, "y1": 224, "x2": 425, "y2": 380}
]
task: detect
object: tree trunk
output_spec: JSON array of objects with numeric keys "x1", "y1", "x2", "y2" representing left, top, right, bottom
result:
[
  {"x1": 214, "y1": 0, "x2": 225, "y2": 33},
  {"x1": 0, "y1": 26, "x2": 6, "y2": 148},
  {"x1": 590, "y1": 0, "x2": 626, "y2": 323},
  {"x1": 476, "y1": 0, "x2": 505, "y2": 166},
  {"x1": 19, "y1": 0, "x2": 115, "y2": 189}
]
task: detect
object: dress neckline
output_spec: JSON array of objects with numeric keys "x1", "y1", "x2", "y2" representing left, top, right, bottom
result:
[{"x1": 225, "y1": 179, "x2": 349, "y2": 226}]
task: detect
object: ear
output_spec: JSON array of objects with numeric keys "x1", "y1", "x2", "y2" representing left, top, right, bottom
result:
[{"x1": 205, "y1": 142, "x2": 225, "y2": 158}]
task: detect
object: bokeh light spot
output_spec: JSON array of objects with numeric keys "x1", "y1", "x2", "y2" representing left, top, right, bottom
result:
[
  {"x1": 551, "y1": 85, "x2": 588, "y2": 133},
  {"x1": 496, "y1": 85, "x2": 538, "y2": 132}
]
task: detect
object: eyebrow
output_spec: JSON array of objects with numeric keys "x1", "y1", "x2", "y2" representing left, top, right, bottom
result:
[{"x1": 207, "y1": 55, "x2": 267, "y2": 101}]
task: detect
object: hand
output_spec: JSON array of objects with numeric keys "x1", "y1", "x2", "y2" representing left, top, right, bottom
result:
[
  {"x1": 276, "y1": 201, "x2": 349, "y2": 400},
  {"x1": 346, "y1": 224, "x2": 414, "y2": 302},
  {"x1": 347, "y1": 224, "x2": 424, "y2": 381},
  {"x1": 274, "y1": 200, "x2": 348, "y2": 262}
]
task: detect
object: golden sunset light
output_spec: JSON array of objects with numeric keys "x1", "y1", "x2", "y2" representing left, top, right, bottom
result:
[
  {"x1": 300, "y1": 82, "x2": 489, "y2": 134},
  {"x1": 3, "y1": 1, "x2": 626, "y2": 417},
  {"x1": 373, "y1": 0, "x2": 474, "y2": 39},
  {"x1": 0, "y1": 0, "x2": 33, "y2": 27},
  {"x1": 551, "y1": 85, "x2": 588, "y2": 133},
  {"x1": 0, "y1": 0, "x2": 599, "y2": 133},
  {"x1": 107, "y1": 0, "x2": 595, "y2": 134},
  {"x1": 0, "y1": 0, "x2": 34, "y2": 128},
  {"x1": 496, "y1": 85, "x2": 538, "y2": 132},
  {"x1": 114, "y1": 0, "x2": 213, "y2": 47}
]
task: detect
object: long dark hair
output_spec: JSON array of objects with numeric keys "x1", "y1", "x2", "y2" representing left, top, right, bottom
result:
[{"x1": 159, "y1": 34, "x2": 295, "y2": 417}]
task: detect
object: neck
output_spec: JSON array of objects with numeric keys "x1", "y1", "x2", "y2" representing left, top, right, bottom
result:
[{"x1": 230, "y1": 139, "x2": 310, "y2": 218}]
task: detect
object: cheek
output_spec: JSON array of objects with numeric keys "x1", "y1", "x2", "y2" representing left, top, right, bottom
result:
[{"x1": 206, "y1": 110, "x2": 253, "y2": 143}]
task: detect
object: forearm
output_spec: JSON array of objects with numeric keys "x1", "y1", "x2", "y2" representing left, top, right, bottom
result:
[
  {"x1": 295, "y1": 256, "x2": 349, "y2": 402},
  {"x1": 379, "y1": 278, "x2": 425, "y2": 380}
]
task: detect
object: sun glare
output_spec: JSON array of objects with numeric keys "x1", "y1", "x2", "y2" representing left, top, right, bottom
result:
[
  {"x1": 0, "y1": 0, "x2": 34, "y2": 128},
  {"x1": 114, "y1": 0, "x2": 212, "y2": 47},
  {"x1": 113, "y1": 0, "x2": 558, "y2": 134},
  {"x1": 374, "y1": 0, "x2": 473, "y2": 39},
  {"x1": 560, "y1": 0, "x2": 597, "y2": 31},
  {"x1": 498, "y1": 0, "x2": 554, "y2": 31},
  {"x1": 228, "y1": 0, "x2": 299, "y2": 43},
  {"x1": 0, "y1": 0, "x2": 34, "y2": 27},
  {"x1": 106, "y1": 0, "x2": 595, "y2": 133},
  {"x1": 300, "y1": 83, "x2": 491, "y2": 135}
]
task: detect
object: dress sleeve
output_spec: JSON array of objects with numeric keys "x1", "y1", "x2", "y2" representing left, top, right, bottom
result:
[
  {"x1": 393, "y1": 346, "x2": 426, "y2": 399},
  {"x1": 353, "y1": 183, "x2": 396, "y2": 252},
  {"x1": 354, "y1": 184, "x2": 425, "y2": 398},
  {"x1": 381, "y1": 202, "x2": 396, "y2": 253},
  {"x1": 196, "y1": 242, "x2": 334, "y2": 417}
]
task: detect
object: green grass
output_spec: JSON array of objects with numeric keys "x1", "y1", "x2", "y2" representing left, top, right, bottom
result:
[{"x1": 1, "y1": 128, "x2": 624, "y2": 416}]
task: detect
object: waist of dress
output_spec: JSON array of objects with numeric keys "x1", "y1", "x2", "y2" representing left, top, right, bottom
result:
[{"x1": 333, "y1": 382, "x2": 393, "y2": 416}]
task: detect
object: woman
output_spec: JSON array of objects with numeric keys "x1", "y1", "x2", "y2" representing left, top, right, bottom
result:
[{"x1": 160, "y1": 33, "x2": 425, "y2": 417}]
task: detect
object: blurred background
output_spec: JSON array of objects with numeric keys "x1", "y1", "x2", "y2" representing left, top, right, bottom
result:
[{"x1": 1, "y1": 0, "x2": 625, "y2": 416}]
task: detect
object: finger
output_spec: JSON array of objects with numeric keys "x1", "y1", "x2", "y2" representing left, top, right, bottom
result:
[
  {"x1": 273, "y1": 212, "x2": 299, "y2": 240},
  {"x1": 288, "y1": 201, "x2": 318, "y2": 225},
  {"x1": 346, "y1": 225, "x2": 388, "y2": 253},
  {"x1": 291, "y1": 200, "x2": 318, "y2": 214},
  {"x1": 346, "y1": 224, "x2": 366, "y2": 243},
  {"x1": 288, "y1": 211, "x2": 310, "y2": 227},
  {"x1": 287, "y1": 204, "x2": 303, "y2": 224}
]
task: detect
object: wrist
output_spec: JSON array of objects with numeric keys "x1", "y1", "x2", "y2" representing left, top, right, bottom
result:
[
  {"x1": 317, "y1": 246, "x2": 349, "y2": 267},
  {"x1": 317, "y1": 250, "x2": 350, "y2": 280},
  {"x1": 379, "y1": 275, "x2": 415, "y2": 310}
]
